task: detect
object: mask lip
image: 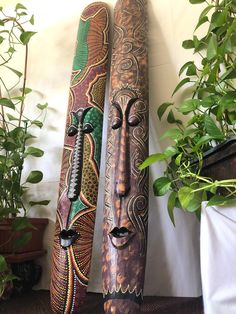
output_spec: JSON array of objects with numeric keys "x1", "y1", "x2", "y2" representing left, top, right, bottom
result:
[{"x1": 109, "y1": 227, "x2": 135, "y2": 249}]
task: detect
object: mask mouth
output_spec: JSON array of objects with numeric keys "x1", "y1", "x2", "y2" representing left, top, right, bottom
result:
[
  {"x1": 109, "y1": 227, "x2": 135, "y2": 249},
  {"x1": 110, "y1": 227, "x2": 131, "y2": 238},
  {"x1": 60, "y1": 229, "x2": 79, "y2": 249}
]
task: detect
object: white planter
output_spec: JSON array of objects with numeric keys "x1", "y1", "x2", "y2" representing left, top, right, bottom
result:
[{"x1": 201, "y1": 202, "x2": 236, "y2": 314}]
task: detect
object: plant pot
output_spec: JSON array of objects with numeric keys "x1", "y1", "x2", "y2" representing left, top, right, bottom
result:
[
  {"x1": 201, "y1": 137, "x2": 236, "y2": 194},
  {"x1": 0, "y1": 218, "x2": 48, "y2": 263},
  {"x1": 201, "y1": 202, "x2": 236, "y2": 314}
]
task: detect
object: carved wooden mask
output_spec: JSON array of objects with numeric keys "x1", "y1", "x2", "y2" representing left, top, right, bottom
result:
[
  {"x1": 51, "y1": 3, "x2": 109, "y2": 313},
  {"x1": 102, "y1": 0, "x2": 148, "y2": 313}
]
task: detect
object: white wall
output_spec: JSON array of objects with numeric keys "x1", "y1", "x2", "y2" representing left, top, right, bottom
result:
[{"x1": 2, "y1": 0, "x2": 204, "y2": 296}]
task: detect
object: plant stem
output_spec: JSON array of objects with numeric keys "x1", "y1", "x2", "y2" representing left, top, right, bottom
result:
[
  {"x1": 18, "y1": 44, "x2": 28, "y2": 127},
  {"x1": 0, "y1": 85, "x2": 6, "y2": 130},
  {"x1": 1, "y1": 17, "x2": 28, "y2": 127},
  {"x1": 215, "y1": 0, "x2": 220, "y2": 10}
]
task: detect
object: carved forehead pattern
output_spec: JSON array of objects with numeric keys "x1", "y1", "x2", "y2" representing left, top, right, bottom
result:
[{"x1": 110, "y1": 0, "x2": 148, "y2": 97}]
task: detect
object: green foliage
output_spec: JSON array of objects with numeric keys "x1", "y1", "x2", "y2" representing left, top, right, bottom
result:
[
  {"x1": 0, "y1": 252, "x2": 18, "y2": 297},
  {"x1": 0, "y1": 3, "x2": 49, "y2": 293},
  {"x1": 153, "y1": 177, "x2": 172, "y2": 196},
  {"x1": 140, "y1": 0, "x2": 236, "y2": 224},
  {"x1": 20, "y1": 31, "x2": 36, "y2": 45}
]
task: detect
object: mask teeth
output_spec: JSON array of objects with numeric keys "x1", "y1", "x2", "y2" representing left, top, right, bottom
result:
[{"x1": 103, "y1": 285, "x2": 143, "y2": 299}]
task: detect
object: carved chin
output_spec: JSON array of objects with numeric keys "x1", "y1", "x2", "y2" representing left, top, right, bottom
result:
[{"x1": 109, "y1": 227, "x2": 135, "y2": 249}]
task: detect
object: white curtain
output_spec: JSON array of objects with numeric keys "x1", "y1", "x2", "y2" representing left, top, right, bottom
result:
[{"x1": 201, "y1": 203, "x2": 236, "y2": 313}]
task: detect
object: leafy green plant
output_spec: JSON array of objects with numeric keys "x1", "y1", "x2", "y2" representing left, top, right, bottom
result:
[
  {"x1": 0, "y1": 3, "x2": 49, "y2": 295},
  {"x1": 0, "y1": 255, "x2": 16, "y2": 299},
  {"x1": 140, "y1": 0, "x2": 236, "y2": 225}
]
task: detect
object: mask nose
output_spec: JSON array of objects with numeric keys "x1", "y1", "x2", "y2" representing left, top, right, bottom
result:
[
  {"x1": 67, "y1": 121, "x2": 84, "y2": 201},
  {"x1": 115, "y1": 119, "x2": 130, "y2": 197}
]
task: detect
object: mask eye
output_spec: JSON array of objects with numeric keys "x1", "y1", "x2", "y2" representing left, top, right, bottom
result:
[
  {"x1": 111, "y1": 102, "x2": 122, "y2": 130},
  {"x1": 67, "y1": 125, "x2": 78, "y2": 136},
  {"x1": 127, "y1": 99, "x2": 144, "y2": 127},
  {"x1": 112, "y1": 117, "x2": 122, "y2": 130},
  {"x1": 128, "y1": 115, "x2": 141, "y2": 127},
  {"x1": 83, "y1": 123, "x2": 94, "y2": 133}
]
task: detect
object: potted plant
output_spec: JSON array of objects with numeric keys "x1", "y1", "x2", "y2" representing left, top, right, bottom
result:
[
  {"x1": 0, "y1": 3, "x2": 49, "y2": 298},
  {"x1": 140, "y1": 0, "x2": 235, "y2": 312},
  {"x1": 140, "y1": 0, "x2": 236, "y2": 225}
]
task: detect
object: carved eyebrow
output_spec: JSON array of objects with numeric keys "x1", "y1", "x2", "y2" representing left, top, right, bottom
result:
[
  {"x1": 112, "y1": 101, "x2": 123, "y2": 115},
  {"x1": 126, "y1": 97, "x2": 138, "y2": 117},
  {"x1": 112, "y1": 102, "x2": 123, "y2": 121}
]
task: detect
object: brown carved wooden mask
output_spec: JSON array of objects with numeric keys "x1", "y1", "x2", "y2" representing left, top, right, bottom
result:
[{"x1": 102, "y1": 0, "x2": 149, "y2": 313}]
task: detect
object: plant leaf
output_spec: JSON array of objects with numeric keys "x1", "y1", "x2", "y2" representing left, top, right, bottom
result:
[
  {"x1": 207, "y1": 34, "x2": 218, "y2": 60},
  {"x1": 0, "y1": 207, "x2": 19, "y2": 217},
  {"x1": 211, "y1": 10, "x2": 228, "y2": 27},
  {"x1": 182, "y1": 40, "x2": 195, "y2": 49},
  {"x1": 20, "y1": 31, "x2": 36, "y2": 45},
  {"x1": 12, "y1": 96, "x2": 25, "y2": 102},
  {"x1": 2, "y1": 274, "x2": 19, "y2": 283},
  {"x1": 8, "y1": 47, "x2": 16, "y2": 54},
  {"x1": 178, "y1": 99, "x2": 201, "y2": 114},
  {"x1": 15, "y1": 3, "x2": 27, "y2": 10},
  {"x1": 194, "y1": 135, "x2": 213, "y2": 149},
  {"x1": 138, "y1": 153, "x2": 167, "y2": 170},
  {"x1": 167, "y1": 110, "x2": 176, "y2": 123},
  {"x1": 24, "y1": 147, "x2": 44, "y2": 157},
  {"x1": 179, "y1": 61, "x2": 195, "y2": 76},
  {"x1": 160, "y1": 128, "x2": 183, "y2": 141},
  {"x1": 221, "y1": 68, "x2": 236, "y2": 80},
  {"x1": 0, "y1": 255, "x2": 7, "y2": 272},
  {"x1": 6, "y1": 113, "x2": 17, "y2": 121},
  {"x1": 199, "y1": 5, "x2": 214, "y2": 20},
  {"x1": 207, "y1": 196, "x2": 236, "y2": 207},
  {"x1": 157, "y1": 102, "x2": 173, "y2": 120},
  {"x1": 195, "y1": 16, "x2": 208, "y2": 31},
  {"x1": 189, "y1": 0, "x2": 205, "y2": 3},
  {"x1": 24, "y1": 133, "x2": 37, "y2": 140},
  {"x1": 11, "y1": 217, "x2": 34, "y2": 231},
  {"x1": 172, "y1": 78, "x2": 190, "y2": 96},
  {"x1": 186, "y1": 63, "x2": 197, "y2": 76},
  {"x1": 29, "y1": 14, "x2": 34, "y2": 25},
  {"x1": 204, "y1": 115, "x2": 224, "y2": 139},
  {"x1": 13, "y1": 232, "x2": 32, "y2": 251},
  {"x1": 31, "y1": 120, "x2": 43, "y2": 128},
  {"x1": 37, "y1": 103, "x2": 48, "y2": 110},
  {"x1": 0, "y1": 98, "x2": 15, "y2": 109},
  {"x1": 168, "y1": 191, "x2": 177, "y2": 226},
  {"x1": 26, "y1": 170, "x2": 43, "y2": 183},
  {"x1": 153, "y1": 177, "x2": 172, "y2": 196},
  {"x1": 186, "y1": 192, "x2": 202, "y2": 212},
  {"x1": 164, "y1": 146, "x2": 178, "y2": 157},
  {"x1": 219, "y1": 92, "x2": 236, "y2": 110},
  {"x1": 175, "y1": 153, "x2": 183, "y2": 166},
  {"x1": 29, "y1": 200, "x2": 50, "y2": 206},
  {"x1": 178, "y1": 187, "x2": 195, "y2": 209},
  {"x1": 4, "y1": 65, "x2": 22, "y2": 77},
  {"x1": 19, "y1": 87, "x2": 32, "y2": 94}
]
